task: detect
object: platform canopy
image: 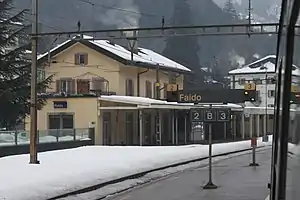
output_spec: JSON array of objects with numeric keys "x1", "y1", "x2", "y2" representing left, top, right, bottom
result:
[{"x1": 98, "y1": 95, "x2": 243, "y2": 111}]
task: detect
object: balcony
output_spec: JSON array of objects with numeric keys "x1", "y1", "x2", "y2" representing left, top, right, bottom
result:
[{"x1": 54, "y1": 77, "x2": 113, "y2": 96}]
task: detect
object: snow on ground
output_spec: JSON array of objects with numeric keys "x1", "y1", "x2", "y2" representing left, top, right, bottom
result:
[
  {"x1": 0, "y1": 137, "x2": 272, "y2": 200},
  {"x1": 60, "y1": 147, "x2": 271, "y2": 200}
]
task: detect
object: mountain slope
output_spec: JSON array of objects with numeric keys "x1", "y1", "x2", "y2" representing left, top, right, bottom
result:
[{"x1": 12, "y1": 0, "x2": 280, "y2": 77}]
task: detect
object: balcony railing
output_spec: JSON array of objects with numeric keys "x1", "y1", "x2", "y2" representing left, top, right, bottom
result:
[{"x1": 0, "y1": 128, "x2": 91, "y2": 146}]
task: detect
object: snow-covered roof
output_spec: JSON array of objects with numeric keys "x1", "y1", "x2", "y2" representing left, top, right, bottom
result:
[
  {"x1": 228, "y1": 55, "x2": 300, "y2": 76},
  {"x1": 99, "y1": 95, "x2": 243, "y2": 110},
  {"x1": 38, "y1": 39, "x2": 73, "y2": 60},
  {"x1": 0, "y1": 19, "x2": 23, "y2": 26},
  {"x1": 38, "y1": 35, "x2": 191, "y2": 73}
]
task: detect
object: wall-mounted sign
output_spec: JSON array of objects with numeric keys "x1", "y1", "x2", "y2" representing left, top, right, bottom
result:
[{"x1": 53, "y1": 101, "x2": 68, "y2": 109}]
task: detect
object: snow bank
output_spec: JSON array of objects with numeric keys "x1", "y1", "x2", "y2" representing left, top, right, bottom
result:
[{"x1": 0, "y1": 136, "x2": 272, "y2": 200}]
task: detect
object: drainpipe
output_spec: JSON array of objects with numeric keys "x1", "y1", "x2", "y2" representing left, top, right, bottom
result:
[
  {"x1": 137, "y1": 68, "x2": 149, "y2": 145},
  {"x1": 137, "y1": 69, "x2": 149, "y2": 96}
]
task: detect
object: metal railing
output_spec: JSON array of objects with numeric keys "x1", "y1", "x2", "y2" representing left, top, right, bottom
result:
[{"x1": 0, "y1": 128, "x2": 91, "y2": 146}]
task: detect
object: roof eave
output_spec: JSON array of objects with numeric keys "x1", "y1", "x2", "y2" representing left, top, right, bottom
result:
[
  {"x1": 37, "y1": 40, "x2": 77, "y2": 65},
  {"x1": 130, "y1": 61, "x2": 193, "y2": 74}
]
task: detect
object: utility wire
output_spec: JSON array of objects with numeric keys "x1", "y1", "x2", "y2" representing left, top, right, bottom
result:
[{"x1": 77, "y1": 0, "x2": 160, "y2": 18}]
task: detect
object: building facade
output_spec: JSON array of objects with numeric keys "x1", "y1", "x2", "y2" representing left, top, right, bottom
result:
[
  {"x1": 229, "y1": 55, "x2": 300, "y2": 109},
  {"x1": 25, "y1": 35, "x2": 191, "y2": 145},
  {"x1": 228, "y1": 55, "x2": 300, "y2": 136}
]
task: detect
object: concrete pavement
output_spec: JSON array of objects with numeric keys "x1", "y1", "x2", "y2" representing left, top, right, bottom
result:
[{"x1": 108, "y1": 149, "x2": 272, "y2": 200}]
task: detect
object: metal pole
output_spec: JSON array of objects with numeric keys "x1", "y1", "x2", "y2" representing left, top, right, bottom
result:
[
  {"x1": 248, "y1": 0, "x2": 252, "y2": 26},
  {"x1": 29, "y1": 0, "x2": 39, "y2": 164},
  {"x1": 203, "y1": 104, "x2": 217, "y2": 189},
  {"x1": 175, "y1": 111, "x2": 178, "y2": 145},
  {"x1": 249, "y1": 140, "x2": 259, "y2": 166},
  {"x1": 156, "y1": 65, "x2": 160, "y2": 99},
  {"x1": 172, "y1": 112, "x2": 175, "y2": 145},
  {"x1": 139, "y1": 110, "x2": 143, "y2": 146},
  {"x1": 184, "y1": 113, "x2": 187, "y2": 144},
  {"x1": 264, "y1": 69, "x2": 268, "y2": 142},
  {"x1": 203, "y1": 122, "x2": 218, "y2": 189}
]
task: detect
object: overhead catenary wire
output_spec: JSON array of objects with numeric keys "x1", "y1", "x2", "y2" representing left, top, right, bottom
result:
[{"x1": 77, "y1": 0, "x2": 160, "y2": 18}]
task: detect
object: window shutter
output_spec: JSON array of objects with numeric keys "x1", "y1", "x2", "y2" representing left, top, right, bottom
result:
[
  {"x1": 153, "y1": 82, "x2": 156, "y2": 98},
  {"x1": 84, "y1": 53, "x2": 88, "y2": 65},
  {"x1": 66, "y1": 79, "x2": 72, "y2": 94},
  {"x1": 76, "y1": 79, "x2": 82, "y2": 94},
  {"x1": 71, "y1": 79, "x2": 75, "y2": 94},
  {"x1": 126, "y1": 79, "x2": 134, "y2": 96},
  {"x1": 145, "y1": 81, "x2": 152, "y2": 98},
  {"x1": 77, "y1": 79, "x2": 90, "y2": 94},
  {"x1": 74, "y1": 53, "x2": 79, "y2": 65},
  {"x1": 56, "y1": 80, "x2": 60, "y2": 93},
  {"x1": 164, "y1": 83, "x2": 168, "y2": 99}
]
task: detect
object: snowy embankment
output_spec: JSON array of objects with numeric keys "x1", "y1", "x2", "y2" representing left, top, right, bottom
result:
[{"x1": 0, "y1": 137, "x2": 272, "y2": 200}]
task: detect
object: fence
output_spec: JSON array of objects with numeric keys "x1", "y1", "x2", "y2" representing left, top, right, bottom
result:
[
  {"x1": 0, "y1": 128, "x2": 91, "y2": 146},
  {"x1": 0, "y1": 128, "x2": 94, "y2": 157}
]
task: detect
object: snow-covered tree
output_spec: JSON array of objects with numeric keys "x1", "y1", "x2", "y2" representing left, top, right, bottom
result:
[{"x1": 223, "y1": 0, "x2": 238, "y2": 21}]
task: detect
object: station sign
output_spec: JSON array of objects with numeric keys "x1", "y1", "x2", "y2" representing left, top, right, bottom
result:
[
  {"x1": 291, "y1": 85, "x2": 298, "y2": 93},
  {"x1": 177, "y1": 89, "x2": 246, "y2": 103},
  {"x1": 217, "y1": 109, "x2": 231, "y2": 122},
  {"x1": 244, "y1": 83, "x2": 256, "y2": 91},
  {"x1": 167, "y1": 84, "x2": 178, "y2": 92},
  {"x1": 191, "y1": 109, "x2": 203, "y2": 122},
  {"x1": 191, "y1": 108, "x2": 231, "y2": 122},
  {"x1": 53, "y1": 101, "x2": 68, "y2": 108},
  {"x1": 179, "y1": 93, "x2": 202, "y2": 103}
]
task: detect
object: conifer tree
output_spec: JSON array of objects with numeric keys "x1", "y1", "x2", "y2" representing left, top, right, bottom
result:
[
  {"x1": 0, "y1": 0, "x2": 51, "y2": 128},
  {"x1": 223, "y1": 0, "x2": 238, "y2": 21}
]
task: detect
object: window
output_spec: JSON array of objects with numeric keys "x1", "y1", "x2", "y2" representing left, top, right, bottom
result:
[
  {"x1": 75, "y1": 53, "x2": 88, "y2": 65},
  {"x1": 238, "y1": 78, "x2": 245, "y2": 85},
  {"x1": 48, "y1": 113, "x2": 74, "y2": 129},
  {"x1": 125, "y1": 79, "x2": 134, "y2": 96},
  {"x1": 145, "y1": 80, "x2": 152, "y2": 98},
  {"x1": 37, "y1": 68, "x2": 45, "y2": 83},
  {"x1": 268, "y1": 90, "x2": 275, "y2": 97},
  {"x1": 256, "y1": 91, "x2": 260, "y2": 99},
  {"x1": 253, "y1": 78, "x2": 262, "y2": 84},
  {"x1": 90, "y1": 77, "x2": 105, "y2": 93},
  {"x1": 56, "y1": 79, "x2": 75, "y2": 94},
  {"x1": 267, "y1": 77, "x2": 276, "y2": 84},
  {"x1": 77, "y1": 79, "x2": 90, "y2": 94}
]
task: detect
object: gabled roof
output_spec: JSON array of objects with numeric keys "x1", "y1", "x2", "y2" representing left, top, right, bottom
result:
[
  {"x1": 228, "y1": 55, "x2": 300, "y2": 76},
  {"x1": 37, "y1": 35, "x2": 192, "y2": 74}
]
